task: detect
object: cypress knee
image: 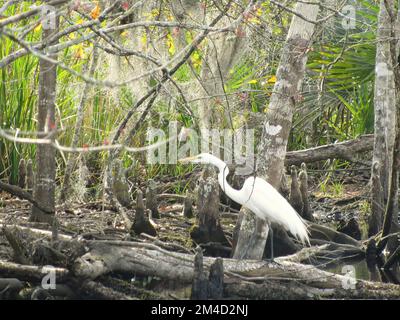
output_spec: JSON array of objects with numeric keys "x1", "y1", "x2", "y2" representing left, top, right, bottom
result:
[
  {"x1": 182, "y1": 195, "x2": 194, "y2": 219},
  {"x1": 112, "y1": 159, "x2": 131, "y2": 208},
  {"x1": 132, "y1": 190, "x2": 157, "y2": 236},
  {"x1": 18, "y1": 159, "x2": 26, "y2": 189},
  {"x1": 289, "y1": 165, "x2": 303, "y2": 214},
  {"x1": 299, "y1": 163, "x2": 313, "y2": 221},
  {"x1": 146, "y1": 179, "x2": 159, "y2": 219},
  {"x1": 191, "y1": 247, "x2": 208, "y2": 300}
]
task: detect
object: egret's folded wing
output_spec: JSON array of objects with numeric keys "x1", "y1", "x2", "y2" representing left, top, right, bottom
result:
[{"x1": 242, "y1": 177, "x2": 310, "y2": 245}]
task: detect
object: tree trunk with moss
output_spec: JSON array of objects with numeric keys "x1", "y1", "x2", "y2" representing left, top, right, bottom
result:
[
  {"x1": 375, "y1": 0, "x2": 400, "y2": 256},
  {"x1": 233, "y1": 0, "x2": 320, "y2": 260},
  {"x1": 369, "y1": 0, "x2": 396, "y2": 243}
]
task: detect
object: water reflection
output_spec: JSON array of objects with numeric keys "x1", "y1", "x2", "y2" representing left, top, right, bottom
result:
[{"x1": 324, "y1": 257, "x2": 399, "y2": 284}]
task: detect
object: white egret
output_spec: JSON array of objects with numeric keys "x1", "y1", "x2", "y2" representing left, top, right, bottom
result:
[{"x1": 179, "y1": 153, "x2": 310, "y2": 258}]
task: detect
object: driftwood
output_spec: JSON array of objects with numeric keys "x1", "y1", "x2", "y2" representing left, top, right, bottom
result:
[
  {"x1": 0, "y1": 221, "x2": 396, "y2": 299},
  {"x1": 72, "y1": 240, "x2": 400, "y2": 299},
  {"x1": 285, "y1": 134, "x2": 374, "y2": 166}
]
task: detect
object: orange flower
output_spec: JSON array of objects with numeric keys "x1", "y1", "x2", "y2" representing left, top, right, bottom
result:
[{"x1": 90, "y1": 2, "x2": 100, "y2": 20}]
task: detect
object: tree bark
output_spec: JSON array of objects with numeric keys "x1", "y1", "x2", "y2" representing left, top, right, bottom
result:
[
  {"x1": 372, "y1": 0, "x2": 396, "y2": 201},
  {"x1": 191, "y1": 166, "x2": 230, "y2": 254},
  {"x1": 31, "y1": 10, "x2": 59, "y2": 223},
  {"x1": 369, "y1": 162, "x2": 384, "y2": 236},
  {"x1": 374, "y1": 0, "x2": 400, "y2": 257},
  {"x1": 233, "y1": 0, "x2": 320, "y2": 259}
]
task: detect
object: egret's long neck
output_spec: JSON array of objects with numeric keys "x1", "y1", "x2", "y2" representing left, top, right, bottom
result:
[{"x1": 211, "y1": 159, "x2": 244, "y2": 204}]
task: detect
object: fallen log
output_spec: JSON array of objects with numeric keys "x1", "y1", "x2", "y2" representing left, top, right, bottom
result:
[
  {"x1": 0, "y1": 260, "x2": 69, "y2": 282},
  {"x1": 285, "y1": 134, "x2": 373, "y2": 166},
  {"x1": 72, "y1": 240, "x2": 400, "y2": 299}
]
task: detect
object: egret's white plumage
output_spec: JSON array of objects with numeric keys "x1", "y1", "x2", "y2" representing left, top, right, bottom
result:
[{"x1": 179, "y1": 153, "x2": 310, "y2": 245}]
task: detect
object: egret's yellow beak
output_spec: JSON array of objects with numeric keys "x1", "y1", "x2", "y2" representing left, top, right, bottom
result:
[{"x1": 178, "y1": 155, "x2": 197, "y2": 163}]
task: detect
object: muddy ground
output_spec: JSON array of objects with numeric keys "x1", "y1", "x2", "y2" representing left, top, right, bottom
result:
[{"x1": 0, "y1": 168, "x2": 373, "y2": 299}]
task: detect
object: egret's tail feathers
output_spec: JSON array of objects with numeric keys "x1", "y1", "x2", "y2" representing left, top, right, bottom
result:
[{"x1": 291, "y1": 220, "x2": 310, "y2": 246}]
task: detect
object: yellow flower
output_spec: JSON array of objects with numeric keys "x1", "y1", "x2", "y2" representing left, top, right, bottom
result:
[
  {"x1": 151, "y1": 8, "x2": 160, "y2": 17},
  {"x1": 74, "y1": 45, "x2": 84, "y2": 59},
  {"x1": 166, "y1": 33, "x2": 175, "y2": 55},
  {"x1": 191, "y1": 51, "x2": 201, "y2": 69},
  {"x1": 267, "y1": 75, "x2": 277, "y2": 84},
  {"x1": 34, "y1": 23, "x2": 42, "y2": 33},
  {"x1": 140, "y1": 32, "x2": 147, "y2": 47}
]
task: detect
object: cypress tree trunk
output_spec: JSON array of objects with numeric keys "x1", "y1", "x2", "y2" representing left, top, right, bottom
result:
[
  {"x1": 31, "y1": 9, "x2": 59, "y2": 223},
  {"x1": 233, "y1": 0, "x2": 320, "y2": 260},
  {"x1": 371, "y1": 0, "x2": 396, "y2": 206}
]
